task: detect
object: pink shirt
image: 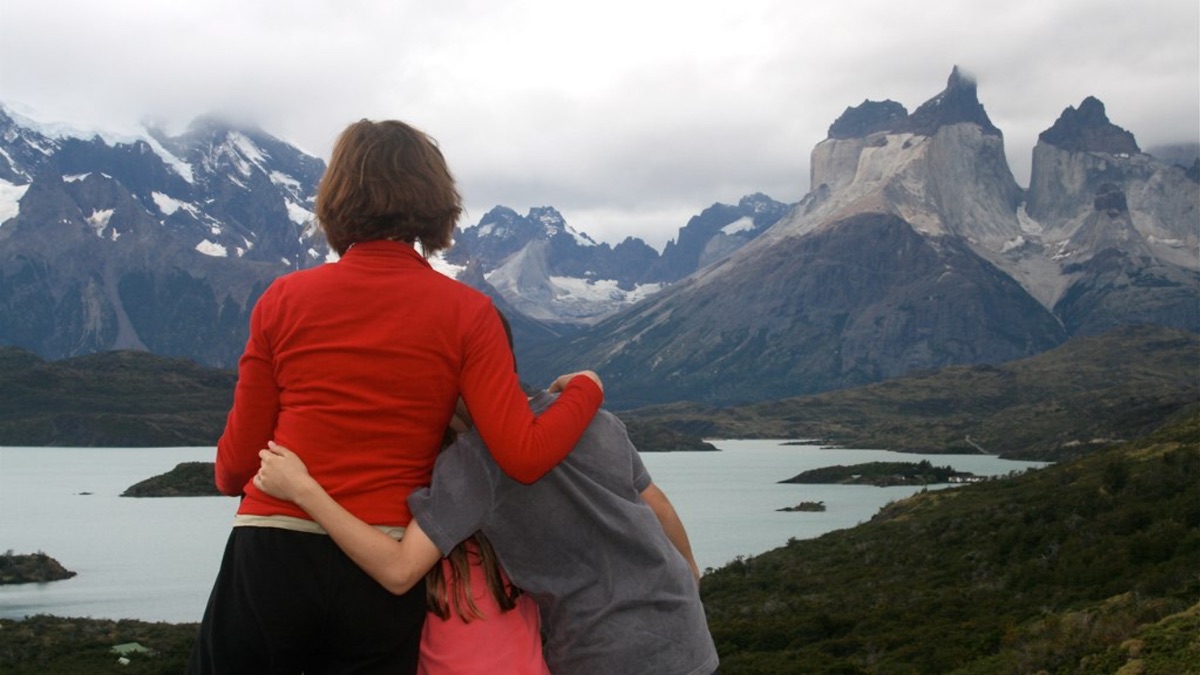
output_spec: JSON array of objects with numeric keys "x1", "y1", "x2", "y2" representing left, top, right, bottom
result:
[{"x1": 418, "y1": 550, "x2": 550, "y2": 675}]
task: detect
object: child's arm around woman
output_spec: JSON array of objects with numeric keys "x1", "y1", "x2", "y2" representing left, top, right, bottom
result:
[{"x1": 254, "y1": 442, "x2": 441, "y2": 594}]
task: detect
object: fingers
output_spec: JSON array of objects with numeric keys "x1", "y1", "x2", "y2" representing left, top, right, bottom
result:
[{"x1": 548, "y1": 370, "x2": 603, "y2": 393}]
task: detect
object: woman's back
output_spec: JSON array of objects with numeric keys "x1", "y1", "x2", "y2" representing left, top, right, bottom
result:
[{"x1": 218, "y1": 239, "x2": 499, "y2": 525}]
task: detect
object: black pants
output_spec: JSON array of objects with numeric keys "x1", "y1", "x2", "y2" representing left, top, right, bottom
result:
[{"x1": 187, "y1": 527, "x2": 427, "y2": 675}]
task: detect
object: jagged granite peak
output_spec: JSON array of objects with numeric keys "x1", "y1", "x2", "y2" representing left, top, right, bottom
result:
[
  {"x1": 1038, "y1": 97, "x2": 1140, "y2": 154},
  {"x1": 795, "y1": 66, "x2": 1023, "y2": 255},
  {"x1": 827, "y1": 100, "x2": 909, "y2": 139},
  {"x1": 901, "y1": 66, "x2": 1002, "y2": 137},
  {"x1": 1026, "y1": 97, "x2": 1197, "y2": 276}
]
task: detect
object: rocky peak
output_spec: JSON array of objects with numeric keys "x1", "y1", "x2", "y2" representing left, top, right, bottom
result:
[
  {"x1": 902, "y1": 66, "x2": 1001, "y2": 137},
  {"x1": 827, "y1": 100, "x2": 908, "y2": 139},
  {"x1": 475, "y1": 205, "x2": 524, "y2": 237},
  {"x1": 0, "y1": 105, "x2": 59, "y2": 183},
  {"x1": 1038, "y1": 97, "x2": 1140, "y2": 154}
]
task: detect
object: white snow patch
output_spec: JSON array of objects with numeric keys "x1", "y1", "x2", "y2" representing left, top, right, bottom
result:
[
  {"x1": 230, "y1": 132, "x2": 267, "y2": 176},
  {"x1": 476, "y1": 223, "x2": 495, "y2": 237},
  {"x1": 721, "y1": 216, "x2": 755, "y2": 236},
  {"x1": 285, "y1": 200, "x2": 314, "y2": 226},
  {"x1": 195, "y1": 240, "x2": 228, "y2": 257},
  {"x1": 565, "y1": 224, "x2": 597, "y2": 247},
  {"x1": 548, "y1": 276, "x2": 663, "y2": 304},
  {"x1": 0, "y1": 180, "x2": 30, "y2": 225},
  {"x1": 152, "y1": 191, "x2": 183, "y2": 215},
  {"x1": 1050, "y1": 240, "x2": 1076, "y2": 261},
  {"x1": 1147, "y1": 235, "x2": 1185, "y2": 248},
  {"x1": 428, "y1": 252, "x2": 466, "y2": 279},
  {"x1": 1016, "y1": 204, "x2": 1044, "y2": 235},
  {"x1": 63, "y1": 173, "x2": 91, "y2": 183},
  {"x1": 86, "y1": 208, "x2": 114, "y2": 236},
  {"x1": 0, "y1": 146, "x2": 23, "y2": 179},
  {"x1": 1000, "y1": 236, "x2": 1027, "y2": 253},
  {"x1": 142, "y1": 134, "x2": 194, "y2": 183},
  {"x1": 271, "y1": 171, "x2": 301, "y2": 189}
]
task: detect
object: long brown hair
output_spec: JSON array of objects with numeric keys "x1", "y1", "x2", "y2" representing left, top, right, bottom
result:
[
  {"x1": 316, "y1": 119, "x2": 462, "y2": 256},
  {"x1": 425, "y1": 532, "x2": 523, "y2": 622}
]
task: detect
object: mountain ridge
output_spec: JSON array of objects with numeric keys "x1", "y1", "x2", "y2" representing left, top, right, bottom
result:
[{"x1": 519, "y1": 67, "x2": 1199, "y2": 407}]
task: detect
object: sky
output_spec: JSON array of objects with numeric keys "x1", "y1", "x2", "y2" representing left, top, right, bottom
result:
[{"x1": 1, "y1": 0, "x2": 1197, "y2": 250}]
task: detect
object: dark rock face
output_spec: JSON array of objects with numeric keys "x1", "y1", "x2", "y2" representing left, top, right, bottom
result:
[
  {"x1": 827, "y1": 100, "x2": 909, "y2": 139},
  {"x1": 1093, "y1": 183, "x2": 1129, "y2": 215},
  {"x1": 1038, "y1": 97, "x2": 1140, "y2": 154},
  {"x1": 900, "y1": 66, "x2": 1002, "y2": 137},
  {"x1": 1056, "y1": 250, "x2": 1200, "y2": 337},
  {"x1": 650, "y1": 193, "x2": 791, "y2": 282}
]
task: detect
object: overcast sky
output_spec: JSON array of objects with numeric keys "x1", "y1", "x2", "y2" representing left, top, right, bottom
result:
[{"x1": 1, "y1": 0, "x2": 1197, "y2": 249}]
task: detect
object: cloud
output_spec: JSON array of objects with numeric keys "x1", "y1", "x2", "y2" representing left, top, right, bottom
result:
[{"x1": 2, "y1": 0, "x2": 1196, "y2": 250}]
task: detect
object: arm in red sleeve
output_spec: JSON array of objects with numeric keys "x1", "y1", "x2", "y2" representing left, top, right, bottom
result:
[
  {"x1": 214, "y1": 298, "x2": 281, "y2": 495},
  {"x1": 459, "y1": 306, "x2": 603, "y2": 484}
]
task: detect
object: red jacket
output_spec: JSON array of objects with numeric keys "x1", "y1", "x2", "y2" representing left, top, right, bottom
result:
[{"x1": 216, "y1": 240, "x2": 602, "y2": 525}]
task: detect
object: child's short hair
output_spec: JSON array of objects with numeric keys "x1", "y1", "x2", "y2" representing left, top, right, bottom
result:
[{"x1": 316, "y1": 119, "x2": 463, "y2": 256}]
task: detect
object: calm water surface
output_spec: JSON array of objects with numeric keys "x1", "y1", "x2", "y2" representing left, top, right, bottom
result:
[{"x1": 0, "y1": 442, "x2": 1046, "y2": 623}]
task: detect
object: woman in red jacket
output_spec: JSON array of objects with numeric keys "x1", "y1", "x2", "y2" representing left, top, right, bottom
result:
[{"x1": 187, "y1": 119, "x2": 603, "y2": 675}]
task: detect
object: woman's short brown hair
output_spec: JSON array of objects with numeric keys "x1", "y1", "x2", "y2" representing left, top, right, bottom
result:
[{"x1": 316, "y1": 119, "x2": 463, "y2": 256}]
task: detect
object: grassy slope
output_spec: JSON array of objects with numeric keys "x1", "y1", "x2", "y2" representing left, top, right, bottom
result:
[
  {"x1": 0, "y1": 348, "x2": 235, "y2": 447},
  {"x1": 700, "y1": 411, "x2": 1200, "y2": 674},
  {"x1": 628, "y1": 325, "x2": 1200, "y2": 461}
]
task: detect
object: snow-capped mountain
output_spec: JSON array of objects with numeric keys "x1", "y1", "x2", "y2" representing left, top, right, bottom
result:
[
  {"x1": 0, "y1": 104, "x2": 328, "y2": 366},
  {"x1": 520, "y1": 68, "x2": 1199, "y2": 408},
  {"x1": 441, "y1": 196, "x2": 791, "y2": 326},
  {"x1": 0, "y1": 101, "x2": 793, "y2": 367}
]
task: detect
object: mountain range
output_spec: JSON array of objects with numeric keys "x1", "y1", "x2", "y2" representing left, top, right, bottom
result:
[
  {"x1": 0, "y1": 103, "x2": 790, "y2": 366},
  {"x1": 519, "y1": 68, "x2": 1199, "y2": 406},
  {"x1": 1, "y1": 66, "x2": 1197, "y2": 407}
]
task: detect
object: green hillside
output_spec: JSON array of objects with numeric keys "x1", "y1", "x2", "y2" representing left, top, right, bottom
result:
[
  {"x1": 700, "y1": 411, "x2": 1200, "y2": 674},
  {"x1": 628, "y1": 325, "x2": 1200, "y2": 461},
  {"x1": 0, "y1": 348, "x2": 235, "y2": 446}
]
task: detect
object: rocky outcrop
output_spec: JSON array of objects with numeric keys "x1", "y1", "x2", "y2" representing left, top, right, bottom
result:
[
  {"x1": 0, "y1": 551, "x2": 76, "y2": 584},
  {"x1": 1038, "y1": 97, "x2": 1139, "y2": 154},
  {"x1": 122, "y1": 462, "x2": 221, "y2": 496},
  {"x1": 827, "y1": 100, "x2": 908, "y2": 140}
]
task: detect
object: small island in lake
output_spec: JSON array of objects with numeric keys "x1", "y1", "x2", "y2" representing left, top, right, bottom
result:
[
  {"x1": 1, "y1": 550, "x2": 76, "y2": 584},
  {"x1": 781, "y1": 460, "x2": 980, "y2": 487},
  {"x1": 122, "y1": 461, "x2": 222, "y2": 497},
  {"x1": 777, "y1": 501, "x2": 826, "y2": 512}
]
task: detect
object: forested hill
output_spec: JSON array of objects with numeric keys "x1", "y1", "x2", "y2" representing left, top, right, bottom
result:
[
  {"x1": 701, "y1": 411, "x2": 1200, "y2": 673},
  {"x1": 626, "y1": 324, "x2": 1200, "y2": 462},
  {"x1": 0, "y1": 347, "x2": 717, "y2": 451},
  {"x1": 0, "y1": 347, "x2": 234, "y2": 446},
  {"x1": 1, "y1": 324, "x2": 1195, "y2": 455}
]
